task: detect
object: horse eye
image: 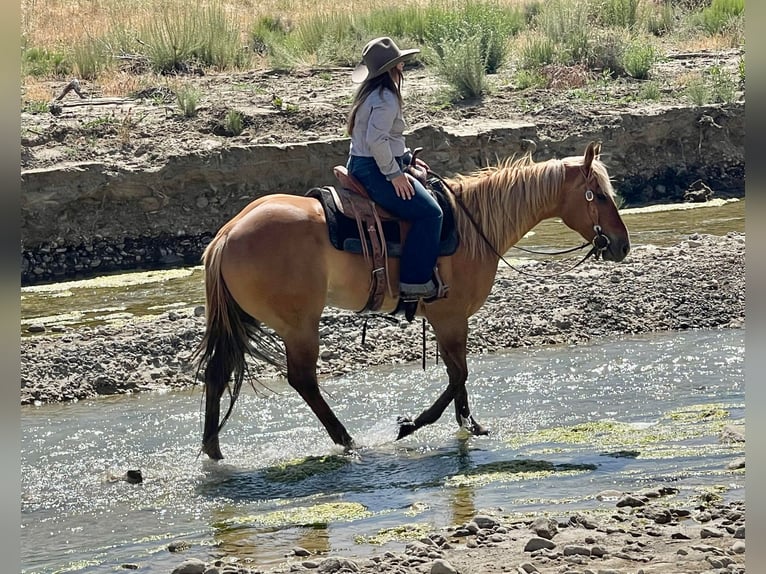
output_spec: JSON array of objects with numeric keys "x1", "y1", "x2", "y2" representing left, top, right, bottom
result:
[{"x1": 596, "y1": 191, "x2": 608, "y2": 202}]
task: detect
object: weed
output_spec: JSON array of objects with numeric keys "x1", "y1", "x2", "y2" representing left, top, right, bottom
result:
[
  {"x1": 706, "y1": 63, "x2": 737, "y2": 103},
  {"x1": 176, "y1": 85, "x2": 201, "y2": 117},
  {"x1": 637, "y1": 80, "x2": 661, "y2": 100},
  {"x1": 683, "y1": 74, "x2": 710, "y2": 105},
  {"x1": 82, "y1": 116, "x2": 117, "y2": 130},
  {"x1": 22, "y1": 46, "x2": 71, "y2": 77},
  {"x1": 23, "y1": 100, "x2": 49, "y2": 114},
  {"x1": 599, "y1": 0, "x2": 640, "y2": 30},
  {"x1": 622, "y1": 38, "x2": 656, "y2": 79},
  {"x1": 514, "y1": 68, "x2": 547, "y2": 90},
  {"x1": 224, "y1": 109, "x2": 244, "y2": 135},
  {"x1": 696, "y1": 0, "x2": 744, "y2": 35},
  {"x1": 72, "y1": 36, "x2": 112, "y2": 80},
  {"x1": 519, "y1": 34, "x2": 555, "y2": 69},
  {"x1": 432, "y1": 35, "x2": 488, "y2": 100}
]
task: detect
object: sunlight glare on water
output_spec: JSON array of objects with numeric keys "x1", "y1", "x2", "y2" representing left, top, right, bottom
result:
[{"x1": 22, "y1": 328, "x2": 744, "y2": 574}]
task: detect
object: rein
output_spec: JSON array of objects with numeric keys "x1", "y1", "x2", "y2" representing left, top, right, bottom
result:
[{"x1": 428, "y1": 170, "x2": 608, "y2": 278}]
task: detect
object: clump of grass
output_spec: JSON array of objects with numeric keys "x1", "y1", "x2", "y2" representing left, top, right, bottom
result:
[
  {"x1": 598, "y1": 0, "x2": 640, "y2": 29},
  {"x1": 637, "y1": 80, "x2": 661, "y2": 100},
  {"x1": 682, "y1": 73, "x2": 710, "y2": 105},
  {"x1": 22, "y1": 46, "x2": 71, "y2": 77},
  {"x1": 176, "y1": 85, "x2": 201, "y2": 117},
  {"x1": 224, "y1": 109, "x2": 244, "y2": 135},
  {"x1": 72, "y1": 37, "x2": 112, "y2": 81},
  {"x1": 622, "y1": 37, "x2": 656, "y2": 79},
  {"x1": 423, "y1": 1, "x2": 524, "y2": 74},
  {"x1": 135, "y1": 0, "x2": 245, "y2": 74},
  {"x1": 706, "y1": 63, "x2": 737, "y2": 103},
  {"x1": 514, "y1": 68, "x2": 547, "y2": 89},
  {"x1": 431, "y1": 34, "x2": 489, "y2": 100},
  {"x1": 695, "y1": 0, "x2": 744, "y2": 35},
  {"x1": 518, "y1": 34, "x2": 555, "y2": 69}
]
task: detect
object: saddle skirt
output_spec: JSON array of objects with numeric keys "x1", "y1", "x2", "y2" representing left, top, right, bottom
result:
[{"x1": 306, "y1": 167, "x2": 458, "y2": 313}]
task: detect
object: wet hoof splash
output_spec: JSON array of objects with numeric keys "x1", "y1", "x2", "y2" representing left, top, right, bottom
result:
[{"x1": 396, "y1": 416, "x2": 417, "y2": 440}]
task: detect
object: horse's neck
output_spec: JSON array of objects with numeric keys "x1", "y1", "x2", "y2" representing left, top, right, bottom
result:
[{"x1": 457, "y1": 166, "x2": 560, "y2": 255}]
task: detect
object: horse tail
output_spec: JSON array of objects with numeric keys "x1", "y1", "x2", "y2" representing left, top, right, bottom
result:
[{"x1": 193, "y1": 232, "x2": 286, "y2": 459}]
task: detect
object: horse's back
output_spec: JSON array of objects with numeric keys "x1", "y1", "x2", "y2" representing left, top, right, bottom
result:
[{"x1": 213, "y1": 193, "x2": 377, "y2": 325}]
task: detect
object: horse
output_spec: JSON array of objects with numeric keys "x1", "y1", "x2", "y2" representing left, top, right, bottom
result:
[{"x1": 194, "y1": 141, "x2": 630, "y2": 460}]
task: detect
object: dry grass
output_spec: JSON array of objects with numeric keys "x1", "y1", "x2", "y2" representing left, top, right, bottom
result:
[{"x1": 21, "y1": 0, "x2": 529, "y2": 49}]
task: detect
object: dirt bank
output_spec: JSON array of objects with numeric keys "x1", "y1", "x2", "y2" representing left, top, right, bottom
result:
[{"x1": 20, "y1": 48, "x2": 745, "y2": 285}]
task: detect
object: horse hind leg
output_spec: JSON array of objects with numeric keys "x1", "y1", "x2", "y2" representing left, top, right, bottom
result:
[
  {"x1": 201, "y1": 348, "x2": 233, "y2": 460},
  {"x1": 284, "y1": 330, "x2": 355, "y2": 450}
]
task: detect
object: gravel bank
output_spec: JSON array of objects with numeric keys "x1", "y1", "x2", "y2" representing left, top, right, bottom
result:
[{"x1": 21, "y1": 231, "x2": 745, "y2": 406}]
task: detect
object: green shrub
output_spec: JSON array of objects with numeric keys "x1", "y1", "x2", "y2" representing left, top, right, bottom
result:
[
  {"x1": 423, "y1": 1, "x2": 523, "y2": 74},
  {"x1": 22, "y1": 46, "x2": 71, "y2": 77},
  {"x1": 224, "y1": 109, "x2": 244, "y2": 135},
  {"x1": 637, "y1": 80, "x2": 661, "y2": 100},
  {"x1": 137, "y1": 1, "x2": 245, "y2": 73},
  {"x1": 432, "y1": 34, "x2": 488, "y2": 100},
  {"x1": 683, "y1": 74, "x2": 709, "y2": 105},
  {"x1": 196, "y1": 2, "x2": 248, "y2": 70},
  {"x1": 707, "y1": 63, "x2": 737, "y2": 103},
  {"x1": 519, "y1": 35, "x2": 555, "y2": 68},
  {"x1": 176, "y1": 85, "x2": 201, "y2": 117},
  {"x1": 72, "y1": 37, "x2": 112, "y2": 81},
  {"x1": 514, "y1": 68, "x2": 547, "y2": 89},
  {"x1": 694, "y1": 0, "x2": 744, "y2": 35},
  {"x1": 622, "y1": 38, "x2": 656, "y2": 79},
  {"x1": 599, "y1": 0, "x2": 640, "y2": 29}
]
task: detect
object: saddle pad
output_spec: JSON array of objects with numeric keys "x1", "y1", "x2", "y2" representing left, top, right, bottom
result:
[{"x1": 306, "y1": 185, "x2": 459, "y2": 258}]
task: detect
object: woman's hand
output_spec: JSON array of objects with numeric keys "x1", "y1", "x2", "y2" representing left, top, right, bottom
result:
[{"x1": 391, "y1": 174, "x2": 414, "y2": 200}]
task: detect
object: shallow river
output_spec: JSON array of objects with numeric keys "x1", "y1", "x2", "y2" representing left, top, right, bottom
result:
[{"x1": 20, "y1": 199, "x2": 746, "y2": 573}]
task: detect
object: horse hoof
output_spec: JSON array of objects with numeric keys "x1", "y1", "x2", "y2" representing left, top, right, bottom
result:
[
  {"x1": 396, "y1": 416, "x2": 416, "y2": 440},
  {"x1": 202, "y1": 442, "x2": 224, "y2": 461}
]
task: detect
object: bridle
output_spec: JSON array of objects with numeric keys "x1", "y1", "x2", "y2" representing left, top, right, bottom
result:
[
  {"x1": 427, "y1": 166, "x2": 611, "y2": 278},
  {"x1": 581, "y1": 166, "x2": 611, "y2": 261}
]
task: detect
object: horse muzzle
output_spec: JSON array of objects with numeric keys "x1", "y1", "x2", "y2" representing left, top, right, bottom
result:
[{"x1": 592, "y1": 226, "x2": 630, "y2": 262}]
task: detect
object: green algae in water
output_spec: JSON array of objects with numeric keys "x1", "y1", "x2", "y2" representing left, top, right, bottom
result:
[
  {"x1": 444, "y1": 459, "x2": 596, "y2": 488},
  {"x1": 506, "y1": 403, "x2": 739, "y2": 458},
  {"x1": 214, "y1": 501, "x2": 372, "y2": 529},
  {"x1": 262, "y1": 455, "x2": 350, "y2": 483},
  {"x1": 355, "y1": 523, "x2": 432, "y2": 545},
  {"x1": 666, "y1": 403, "x2": 730, "y2": 422}
]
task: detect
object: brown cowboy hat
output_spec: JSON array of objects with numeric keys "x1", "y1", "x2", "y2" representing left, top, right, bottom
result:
[{"x1": 351, "y1": 37, "x2": 420, "y2": 83}]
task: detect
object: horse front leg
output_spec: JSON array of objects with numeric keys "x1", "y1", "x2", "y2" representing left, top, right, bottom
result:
[
  {"x1": 453, "y1": 386, "x2": 490, "y2": 436},
  {"x1": 397, "y1": 317, "x2": 487, "y2": 439}
]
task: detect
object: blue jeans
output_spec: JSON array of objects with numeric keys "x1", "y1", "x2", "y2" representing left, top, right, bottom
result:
[{"x1": 347, "y1": 155, "x2": 443, "y2": 285}]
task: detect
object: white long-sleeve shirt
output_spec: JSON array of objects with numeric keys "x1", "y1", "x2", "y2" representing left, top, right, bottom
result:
[{"x1": 349, "y1": 87, "x2": 407, "y2": 180}]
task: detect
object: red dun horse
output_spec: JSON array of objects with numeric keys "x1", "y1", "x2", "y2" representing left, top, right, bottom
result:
[{"x1": 195, "y1": 142, "x2": 630, "y2": 460}]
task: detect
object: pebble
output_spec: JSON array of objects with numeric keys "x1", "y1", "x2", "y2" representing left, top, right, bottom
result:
[{"x1": 430, "y1": 559, "x2": 458, "y2": 574}]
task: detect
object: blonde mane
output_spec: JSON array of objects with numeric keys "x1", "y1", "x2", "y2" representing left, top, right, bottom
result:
[{"x1": 446, "y1": 153, "x2": 613, "y2": 260}]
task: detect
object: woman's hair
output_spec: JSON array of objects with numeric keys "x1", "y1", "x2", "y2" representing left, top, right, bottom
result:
[{"x1": 346, "y1": 67, "x2": 404, "y2": 136}]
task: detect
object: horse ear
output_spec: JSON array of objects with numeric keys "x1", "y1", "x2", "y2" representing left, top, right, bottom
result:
[{"x1": 583, "y1": 141, "x2": 600, "y2": 174}]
